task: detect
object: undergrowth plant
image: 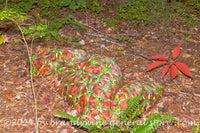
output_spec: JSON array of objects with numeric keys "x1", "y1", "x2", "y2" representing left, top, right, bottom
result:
[
  {"x1": 146, "y1": 43, "x2": 192, "y2": 80},
  {"x1": 55, "y1": 96, "x2": 176, "y2": 133},
  {"x1": 105, "y1": 17, "x2": 118, "y2": 27},
  {"x1": 86, "y1": 0, "x2": 102, "y2": 13},
  {"x1": 192, "y1": 123, "x2": 200, "y2": 133},
  {"x1": 59, "y1": 0, "x2": 86, "y2": 12},
  {"x1": 21, "y1": 15, "x2": 87, "y2": 41},
  {"x1": 184, "y1": 0, "x2": 200, "y2": 15},
  {"x1": 118, "y1": 0, "x2": 198, "y2": 27}
]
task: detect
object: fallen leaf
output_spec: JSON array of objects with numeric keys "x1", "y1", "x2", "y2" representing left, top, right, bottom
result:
[
  {"x1": 3, "y1": 95, "x2": 13, "y2": 100},
  {"x1": 148, "y1": 55, "x2": 168, "y2": 61},
  {"x1": 172, "y1": 85, "x2": 178, "y2": 89},
  {"x1": 182, "y1": 53, "x2": 191, "y2": 58},
  {"x1": 146, "y1": 61, "x2": 168, "y2": 72},
  {"x1": 11, "y1": 66, "x2": 18, "y2": 71},
  {"x1": 45, "y1": 97, "x2": 50, "y2": 103},
  {"x1": 171, "y1": 65, "x2": 178, "y2": 80},
  {"x1": 174, "y1": 62, "x2": 192, "y2": 78},
  {"x1": 76, "y1": 31, "x2": 81, "y2": 37},
  {"x1": 162, "y1": 64, "x2": 170, "y2": 78},
  {"x1": 173, "y1": 45, "x2": 181, "y2": 60},
  {"x1": 2, "y1": 35, "x2": 9, "y2": 43}
]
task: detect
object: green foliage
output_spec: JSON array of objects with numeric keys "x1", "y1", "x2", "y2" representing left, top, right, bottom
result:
[
  {"x1": 0, "y1": 0, "x2": 35, "y2": 12},
  {"x1": 74, "y1": 43, "x2": 82, "y2": 49},
  {"x1": 86, "y1": 0, "x2": 102, "y2": 13},
  {"x1": 21, "y1": 15, "x2": 87, "y2": 40},
  {"x1": 55, "y1": 95, "x2": 176, "y2": 133},
  {"x1": 115, "y1": 48, "x2": 124, "y2": 53},
  {"x1": 118, "y1": 0, "x2": 198, "y2": 27},
  {"x1": 180, "y1": 12, "x2": 199, "y2": 26},
  {"x1": 184, "y1": 0, "x2": 200, "y2": 14},
  {"x1": 37, "y1": 0, "x2": 61, "y2": 20},
  {"x1": 0, "y1": 0, "x2": 87, "y2": 20},
  {"x1": 118, "y1": 0, "x2": 150, "y2": 24},
  {"x1": 0, "y1": 9, "x2": 27, "y2": 24},
  {"x1": 120, "y1": 96, "x2": 143, "y2": 122},
  {"x1": 116, "y1": 36, "x2": 132, "y2": 42},
  {"x1": 128, "y1": 43, "x2": 137, "y2": 47},
  {"x1": 105, "y1": 17, "x2": 118, "y2": 27},
  {"x1": 59, "y1": 0, "x2": 86, "y2": 12},
  {"x1": 192, "y1": 123, "x2": 200, "y2": 133}
]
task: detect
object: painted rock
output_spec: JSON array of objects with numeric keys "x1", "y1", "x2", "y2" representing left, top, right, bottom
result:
[{"x1": 31, "y1": 48, "x2": 163, "y2": 121}]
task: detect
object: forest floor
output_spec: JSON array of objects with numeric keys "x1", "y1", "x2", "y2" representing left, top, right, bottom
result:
[{"x1": 0, "y1": 4, "x2": 200, "y2": 133}]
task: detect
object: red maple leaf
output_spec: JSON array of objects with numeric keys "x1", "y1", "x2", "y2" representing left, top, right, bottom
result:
[
  {"x1": 174, "y1": 62, "x2": 192, "y2": 78},
  {"x1": 162, "y1": 64, "x2": 170, "y2": 78},
  {"x1": 146, "y1": 43, "x2": 192, "y2": 80},
  {"x1": 173, "y1": 45, "x2": 181, "y2": 60},
  {"x1": 171, "y1": 65, "x2": 178, "y2": 80},
  {"x1": 146, "y1": 61, "x2": 168, "y2": 72},
  {"x1": 148, "y1": 55, "x2": 168, "y2": 60}
]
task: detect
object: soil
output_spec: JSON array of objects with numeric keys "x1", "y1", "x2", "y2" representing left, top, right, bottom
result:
[{"x1": 0, "y1": 6, "x2": 199, "y2": 133}]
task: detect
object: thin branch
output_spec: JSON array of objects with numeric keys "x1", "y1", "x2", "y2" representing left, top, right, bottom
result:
[{"x1": 17, "y1": 23, "x2": 39, "y2": 133}]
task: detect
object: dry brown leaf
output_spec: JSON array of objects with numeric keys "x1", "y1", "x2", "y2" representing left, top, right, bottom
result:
[
  {"x1": 76, "y1": 31, "x2": 81, "y2": 37},
  {"x1": 172, "y1": 85, "x2": 178, "y2": 90},
  {"x1": 11, "y1": 66, "x2": 18, "y2": 71},
  {"x1": 182, "y1": 53, "x2": 191, "y2": 58},
  {"x1": 3, "y1": 95, "x2": 13, "y2": 100}
]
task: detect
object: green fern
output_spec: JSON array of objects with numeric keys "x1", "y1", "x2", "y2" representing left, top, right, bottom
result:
[
  {"x1": 55, "y1": 93, "x2": 176, "y2": 133},
  {"x1": 54, "y1": 110, "x2": 94, "y2": 130},
  {"x1": 134, "y1": 113, "x2": 176, "y2": 133},
  {"x1": 121, "y1": 96, "x2": 143, "y2": 122},
  {"x1": 134, "y1": 113, "x2": 162, "y2": 133}
]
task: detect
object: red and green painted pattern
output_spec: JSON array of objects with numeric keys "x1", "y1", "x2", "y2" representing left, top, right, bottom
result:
[
  {"x1": 31, "y1": 48, "x2": 88, "y2": 77},
  {"x1": 31, "y1": 48, "x2": 163, "y2": 121}
]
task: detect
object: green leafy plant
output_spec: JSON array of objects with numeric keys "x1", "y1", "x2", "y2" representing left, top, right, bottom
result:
[
  {"x1": 192, "y1": 123, "x2": 200, "y2": 133},
  {"x1": 38, "y1": 0, "x2": 61, "y2": 20},
  {"x1": 128, "y1": 43, "x2": 137, "y2": 47},
  {"x1": 118, "y1": 0, "x2": 198, "y2": 27},
  {"x1": 105, "y1": 18, "x2": 118, "y2": 27},
  {"x1": 146, "y1": 43, "x2": 192, "y2": 80},
  {"x1": 115, "y1": 48, "x2": 125, "y2": 53},
  {"x1": 116, "y1": 36, "x2": 132, "y2": 42},
  {"x1": 74, "y1": 43, "x2": 82, "y2": 49},
  {"x1": 55, "y1": 96, "x2": 176, "y2": 133},
  {"x1": 21, "y1": 15, "x2": 87, "y2": 40},
  {"x1": 86, "y1": 0, "x2": 102, "y2": 13},
  {"x1": 59, "y1": 0, "x2": 86, "y2": 12},
  {"x1": 0, "y1": 9, "x2": 27, "y2": 24},
  {"x1": 118, "y1": 0, "x2": 151, "y2": 24},
  {"x1": 184, "y1": 0, "x2": 200, "y2": 15},
  {"x1": 0, "y1": 0, "x2": 35, "y2": 12}
]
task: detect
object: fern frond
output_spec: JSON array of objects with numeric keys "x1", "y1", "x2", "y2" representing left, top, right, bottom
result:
[
  {"x1": 162, "y1": 115, "x2": 176, "y2": 122},
  {"x1": 134, "y1": 113, "x2": 163, "y2": 133},
  {"x1": 54, "y1": 110, "x2": 92, "y2": 129},
  {"x1": 121, "y1": 96, "x2": 143, "y2": 121}
]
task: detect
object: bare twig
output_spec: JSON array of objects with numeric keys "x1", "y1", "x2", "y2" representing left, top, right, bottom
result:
[{"x1": 17, "y1": 23, "x2": 39, "y2": 133}]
